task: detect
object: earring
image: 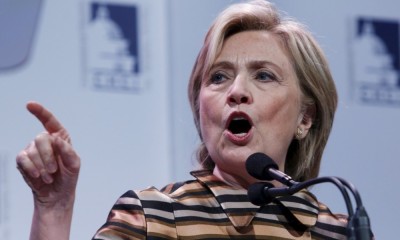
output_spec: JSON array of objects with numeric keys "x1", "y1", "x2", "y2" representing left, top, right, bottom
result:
[{"x1": 295, "y1": 127, "x2": 303, "y2": 139}]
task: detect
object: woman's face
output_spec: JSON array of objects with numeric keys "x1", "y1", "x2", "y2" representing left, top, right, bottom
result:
[{"x1": 199, "y1": 30, "x2": 308, "y2": 186}]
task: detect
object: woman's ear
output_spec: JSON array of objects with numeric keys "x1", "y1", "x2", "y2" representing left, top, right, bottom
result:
[{"x1": 297, "y1": 104, "x2": 316, "y2": 139}]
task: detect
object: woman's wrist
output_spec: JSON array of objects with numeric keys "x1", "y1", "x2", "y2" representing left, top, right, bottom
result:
[{"x1": 30, "y1": 195, "x2": 75, "y2": 240}]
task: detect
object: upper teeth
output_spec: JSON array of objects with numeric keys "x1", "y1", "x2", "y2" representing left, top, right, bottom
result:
[{"x1": 233, "y1": 117, "x2": 246, "y2": 120}]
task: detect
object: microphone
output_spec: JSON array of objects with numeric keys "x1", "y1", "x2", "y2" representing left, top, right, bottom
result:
[
  {"x1": 247, "y1": 182, "x2": 276, "y2": 205},
  {"x1": 247, "y1": 182, "x2": 295, "y2": 206},
  {"x1": 245, "y1": 152, "x2": 298, "y2": 186}
]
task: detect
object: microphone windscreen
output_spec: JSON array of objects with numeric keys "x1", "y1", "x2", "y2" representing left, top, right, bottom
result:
[
  {"x1": 247, "y1": 182, "x2": 275, "y2": 206},
  {"x1": 245, "y1": 152, "x2": 278, "y2": 180}
]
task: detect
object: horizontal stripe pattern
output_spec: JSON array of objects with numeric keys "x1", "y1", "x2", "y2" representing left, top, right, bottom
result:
[{"x1": 93, "y1": 170, "x2": 348, "y2": 239}]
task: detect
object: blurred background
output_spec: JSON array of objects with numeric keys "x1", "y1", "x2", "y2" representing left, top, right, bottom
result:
[{"x1": 0, "y1": 0, "x2": 397, "y2": 239}]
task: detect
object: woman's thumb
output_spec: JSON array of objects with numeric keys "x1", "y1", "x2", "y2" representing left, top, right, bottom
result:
[{"x1": 53, "y1": 136, "x2": 80, "y2": 174}]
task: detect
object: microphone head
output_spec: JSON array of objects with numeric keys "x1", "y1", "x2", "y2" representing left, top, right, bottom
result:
[
  {"x1": 245, "y1": 152, "x2": 278, "y2": 180},
  {"x1": 247, "y1": 182, "x2": 275, "y2": 206}
]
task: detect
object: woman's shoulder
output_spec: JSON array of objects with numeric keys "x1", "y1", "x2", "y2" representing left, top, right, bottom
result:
[
  {"x1": 300, "y1": 190, "x2": 349, "y2": 238},
  {"x1": 314, "y1": 200, "x2": 348, "y2": 229},
  {"x1": 159, "y1": 179, "x2": 198, "y2": 195},
  {"x1": 125, "y1": 178, "x2": 201, "y2": 202},
  {"x1": 303, "y1": 190, "x2": 348, "y2": 225}
]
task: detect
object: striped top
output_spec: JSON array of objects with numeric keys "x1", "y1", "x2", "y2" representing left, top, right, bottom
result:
[{"x1": 92, "y1": 170, "x2": 348, "y2": 239}]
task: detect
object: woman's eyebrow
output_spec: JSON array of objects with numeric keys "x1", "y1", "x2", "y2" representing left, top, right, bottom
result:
[
  {"x1": 210, "y1": 61, "x2": 235, "y2": 70},
  {"x1": 247, "y1": 60, "x2": 280, "y2": 70}
]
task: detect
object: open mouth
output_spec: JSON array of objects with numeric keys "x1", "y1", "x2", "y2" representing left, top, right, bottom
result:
[{"x1": 227, "y1": 113, "x2": 253, "y2": 135}]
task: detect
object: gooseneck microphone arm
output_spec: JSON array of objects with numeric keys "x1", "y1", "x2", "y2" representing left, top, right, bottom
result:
[
  {"x1": 249, "y1": 176, "x2": 354, "y2": 217},
  {"x1": 245, "y1": 152, "x2": 372, "y2": 240}
]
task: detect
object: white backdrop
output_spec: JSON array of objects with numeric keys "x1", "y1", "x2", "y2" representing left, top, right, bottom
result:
[{"x1": 0, "y1": 0, "x2": 398, "y2": 239}]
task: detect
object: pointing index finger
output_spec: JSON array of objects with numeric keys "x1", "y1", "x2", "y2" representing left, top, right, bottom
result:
[{"x1": 26, "y1": 101, "x2": 65, "y2": 134}]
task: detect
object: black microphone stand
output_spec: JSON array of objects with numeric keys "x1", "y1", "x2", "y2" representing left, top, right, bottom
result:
[
  {"x1": 249, "y1": 177, "x2": 372, "y2": 239},
  {"x1": 334, "y1": 177, "x2": 372, "y2": 240},
  {"x1": 245, "y1": 153, "x2": 372, "y2": 239}
]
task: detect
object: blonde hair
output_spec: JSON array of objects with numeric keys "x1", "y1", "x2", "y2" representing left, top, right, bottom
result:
[{"x1": 188, "y1": 0, "x2": 337, "y2": 182}]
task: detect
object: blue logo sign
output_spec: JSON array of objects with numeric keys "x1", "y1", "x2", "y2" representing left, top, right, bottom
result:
[
  {"x1": 352, "y1": 17, "x2": 400, "y2": 105},
  {"x1": 83, "y1": 2, "x2": 144, "y2": 93}
]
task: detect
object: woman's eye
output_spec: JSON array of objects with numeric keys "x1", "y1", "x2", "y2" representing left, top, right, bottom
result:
[
  {"x1": 256, "y1": 71, "x2": 276, "y2": 82},
  {"x1": 210, "y1": 72, "x2": 227, "y2": 84}
]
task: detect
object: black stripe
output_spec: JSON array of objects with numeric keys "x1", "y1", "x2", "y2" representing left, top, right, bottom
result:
[
  {"x1": 279, "y1": 194, "x2": 319, "y2": 211},
  {"x1": 99, "y1": 221, "x2": 146, "y2": 237},
  {"x1": 173, "y1": 202, "x2": 224, "y2": 214},
  {"x1": 224, "y1": 207, "x2": 259, "y2": 214},
  {"x1": 175, "y1": 216, "x2": 229, "y2": 224},
  {"x1": 120, "y1": 190, "x2": 139, "y2": 198},
  {"x1": 313, "y1": 221, "x2": 347, "y2": 235},
  {"x1": 145, "y1": 214, "x2": 176, "y2": 225},
  {"x1": 216, "y1": 194, "x2": 249, "y2": 202},
  {"x1": 112, "y1": 204, "x2": 143, "y2": 211},
  {"x1": 258, "y1": 204, "x2": 289, "y2": 215},
  {"x1": 142, "y1": 200, "x2": 173, "y2": 210}
]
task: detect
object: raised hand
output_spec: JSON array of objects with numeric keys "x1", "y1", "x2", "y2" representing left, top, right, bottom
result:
[{"x1": 16, "y1": 102, "x2": 80, "y2": 240}]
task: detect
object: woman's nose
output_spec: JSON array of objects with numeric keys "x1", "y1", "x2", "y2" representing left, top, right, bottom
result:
[{"x1": 227, "y1": 77, "x2": 253, "y2": 105}]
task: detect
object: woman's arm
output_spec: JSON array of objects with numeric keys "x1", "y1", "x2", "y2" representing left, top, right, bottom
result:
[{"x1": 16, "y1": 102, "x2": 81, "y2": 240}]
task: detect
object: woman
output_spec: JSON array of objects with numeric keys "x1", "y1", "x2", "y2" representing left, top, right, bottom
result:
[{"x1": 17, "y1": 0, "x2": 348, "y2": 239}]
